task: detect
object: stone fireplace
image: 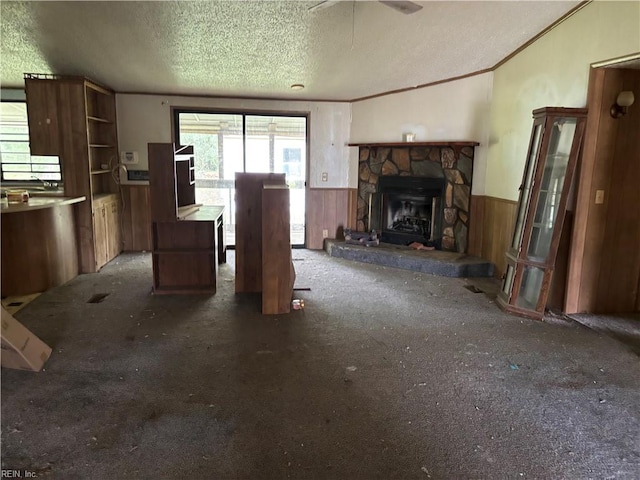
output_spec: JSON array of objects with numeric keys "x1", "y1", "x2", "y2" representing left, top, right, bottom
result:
[{"x1": 354, "y1": 142, "x2": 477, "y2": 253}]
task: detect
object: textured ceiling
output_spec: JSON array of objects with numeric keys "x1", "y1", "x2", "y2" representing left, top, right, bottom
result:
[{"x1": 0, "y1": 0, "x2": 582, "y2": 101}]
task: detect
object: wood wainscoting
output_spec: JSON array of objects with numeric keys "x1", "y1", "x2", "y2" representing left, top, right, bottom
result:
[
  {"x1": 123, "y1": 185, "x2": 359, "y2": 252},
  {"x1": 306, "y1": 188, "x2": 358, "y2": 250},
  {"x1": 121, "y1": 185, "x2": 153, "y2": 252},
  {"x1": 467, "y1": 195, "x2": 518, "y2": 278}
]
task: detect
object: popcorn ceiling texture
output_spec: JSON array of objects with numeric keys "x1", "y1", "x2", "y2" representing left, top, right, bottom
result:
[{"x1": 1, "y1": 1, "x2": 580, "y2": 100}]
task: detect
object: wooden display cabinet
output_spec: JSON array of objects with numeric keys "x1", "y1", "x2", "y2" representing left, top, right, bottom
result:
[{"x1": 497, "y1": 107, "x2": 588, "y2": 319}]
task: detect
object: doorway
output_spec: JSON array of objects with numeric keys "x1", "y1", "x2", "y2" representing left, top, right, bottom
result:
[
  {"x1": 173, "y1": 110, "x2": 308, "y2": 247},
  {"x1": 565, "y1": 55, "x2": 640, "y2": 314}
]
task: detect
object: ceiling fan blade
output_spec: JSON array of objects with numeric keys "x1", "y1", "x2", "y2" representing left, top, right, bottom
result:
[{"x1": 379, "y1": 1, "x2": 423, "y2": 15}]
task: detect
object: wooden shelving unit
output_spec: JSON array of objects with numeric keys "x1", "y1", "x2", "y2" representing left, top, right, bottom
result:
[
  {"x1": 24, "y1": 73, "x2": 121, "y2": 273},
  {"x1": 148, "y1": 143, "x2": 225, "y2": 295}
]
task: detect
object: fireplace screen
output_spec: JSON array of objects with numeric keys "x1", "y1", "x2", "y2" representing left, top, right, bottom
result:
[
  {"x1": 384, "y1": 194, "x2": 433, "y2": 239},
  {"x1": 370, "y1": 176, "x2": 444, "y2": 246}
]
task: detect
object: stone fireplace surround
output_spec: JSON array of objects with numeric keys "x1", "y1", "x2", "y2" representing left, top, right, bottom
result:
[{"x1": 351, "y1": 142, "x2": 478, "y2": 253}]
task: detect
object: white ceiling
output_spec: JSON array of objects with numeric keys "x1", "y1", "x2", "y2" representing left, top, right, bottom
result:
[{"x1": 0, "y1": 0, "x2": 582, "y2": 101}]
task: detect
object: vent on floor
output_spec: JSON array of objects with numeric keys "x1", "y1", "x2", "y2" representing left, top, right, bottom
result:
[
  {"x1": 88, "y1": 293, "x2": 110, "y2": 303},
  {"x1": 464, "y1": 285, "x2": 484, "y2": 293}
]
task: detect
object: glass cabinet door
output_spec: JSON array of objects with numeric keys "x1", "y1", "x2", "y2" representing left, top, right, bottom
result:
[{"x1": 498, "y1": 107, "x2": 587, "y2": 319}]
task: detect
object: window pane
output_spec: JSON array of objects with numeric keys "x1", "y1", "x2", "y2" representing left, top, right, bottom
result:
[
  {"x1": 0, "y1": 153, "x2": 31, "y2": 163},
  {"x1": 2, "y1": 163, "x2": 32, "y2": 172},
  {"x1": 32, "y1": 164, "x2": 61, "y2": 173},
  {"x1": 526, "y1": 119, "x2": 576, "y2": 261},
  {"x1": 178, "y1": 112, "x2": 244, "y2": 247},
  {"x1": 31, "y1": 155, "x2": 60, "y2": 164},
  {"x1": 0, "y1": 102, "x2": 62, "y2": 183},
  {"x1": 0, "y1": 141, "x2": 30, "y2": 153},
  {"x1": 515, "y1": 265, "x2": 545, "y2": 311}
]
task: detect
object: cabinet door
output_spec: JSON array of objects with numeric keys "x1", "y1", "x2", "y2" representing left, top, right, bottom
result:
[
  {"x1": 25, "y1": 80, "x2": 61, "y2": 156},
  {"x1": 106, "y1": 199, "x2": 122, "y2": 261},
  {"x1": 93, "y1": 205, "x2": 108, "y2": 270}
]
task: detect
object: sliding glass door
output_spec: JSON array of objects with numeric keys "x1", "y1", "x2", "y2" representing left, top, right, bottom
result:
[{"x1": 175, "y1": 110, "x2": 307, "y2": 246}]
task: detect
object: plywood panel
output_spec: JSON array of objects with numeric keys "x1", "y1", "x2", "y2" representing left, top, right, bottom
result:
[
  {"x1": 122, "y1": 186, "x2": 153, "y2": 251},
  {"x1": 262, "y1": 186, "x2": 293, "y2": 314},
  {"x1": 154, "y1": 253, "x2": 215, "y2": 290},
  {"x1": 235, "y1": 173, "x2": 286, "y2": 293}
]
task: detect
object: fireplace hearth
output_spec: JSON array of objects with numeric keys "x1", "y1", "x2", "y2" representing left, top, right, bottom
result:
[{"x1": 353, "y1": 142, "x2": 477, "y2": 252}]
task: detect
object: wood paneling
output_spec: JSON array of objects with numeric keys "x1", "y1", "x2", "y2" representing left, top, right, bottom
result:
[
  {"x1": 2, "y1": 205, "x2": 79, "y2": 297},
  {"x1": 306, "y1": 188, "x2": 358, "y2": 250},
  {"x1": 567, "y1": 67, "x2": 640, "y2": 313},
  {"x1": 122, "y1": 186, "x2": 152, "y2": 251},
  {"x1": 467, "y1": 195, "x2": 518, "y2": 278}
]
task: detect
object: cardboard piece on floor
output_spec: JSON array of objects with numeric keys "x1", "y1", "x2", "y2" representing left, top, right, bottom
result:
[{"x1": 1, "y1": 306, "x2": 52, "y2": 371}]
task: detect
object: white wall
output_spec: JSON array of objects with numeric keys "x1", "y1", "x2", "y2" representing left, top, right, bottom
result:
[
  {"x1": 349, "y1": 73, "x2": 494, "y2": 194},
  {"x1": 116, "y1": 94, "x2": 352, "y2": 188},
  {"x1": 487, "y1": 1, "x2": 640, "y2": 201}
]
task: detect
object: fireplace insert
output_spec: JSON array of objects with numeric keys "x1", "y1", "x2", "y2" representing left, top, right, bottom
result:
[{"x1": 370, "y1": 176, "x2": 444, "y2": 246}]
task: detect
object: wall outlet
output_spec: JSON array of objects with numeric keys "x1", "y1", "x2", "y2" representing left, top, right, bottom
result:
[
  {"x1": 321, "y1": 172, "x2": 328, "y2": 182},
  {"x1": 595, "y1": 189, "x2": 605, "y2": 204},
  {"x1": 322, "y1": 229, "x2": 329, "y2": 238}
]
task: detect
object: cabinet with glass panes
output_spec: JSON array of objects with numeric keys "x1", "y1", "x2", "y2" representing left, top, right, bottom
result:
[{"x1": 497, "y1": 107, "x2": 588, "y2": 319}]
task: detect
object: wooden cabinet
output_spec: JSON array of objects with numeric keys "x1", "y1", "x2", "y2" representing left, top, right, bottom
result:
[
  {"x1": 93, "y1": 194, "x2": 121, "y2": 271},
  {"x1": 497, "y1": 107, "x2": 587, "y2": 319},
  {"x1": 148, "y1": 143, "x2": 224, "y2": 294},
  {"x1": 24, "y1": 74, "x2": 121, "y2": 273},
  {"x1": 24, "y1": 80, "x2": 60, "y2": 156}
]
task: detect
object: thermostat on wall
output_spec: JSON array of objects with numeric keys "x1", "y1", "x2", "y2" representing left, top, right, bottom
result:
[{"x1": 121, "y1": 151, "x2": 139, "y2": 165}]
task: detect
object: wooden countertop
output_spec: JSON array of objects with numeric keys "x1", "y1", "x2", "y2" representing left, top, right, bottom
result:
[{"x1": 1, "y1": 195, "x2": 86, "y2": 214}]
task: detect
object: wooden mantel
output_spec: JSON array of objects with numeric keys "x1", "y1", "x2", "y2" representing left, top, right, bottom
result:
[{"x1": 348, "y1": 141, "x2": 480, "y2": 147}]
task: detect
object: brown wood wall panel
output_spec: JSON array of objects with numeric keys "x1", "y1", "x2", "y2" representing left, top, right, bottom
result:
[
  {"x1": 122, "y1": 186, "x2": 153, "y2": 251},
  {"x1": 567, "y1": 67, "x2": 640, "y2": 313},
  {"x1": 594, "y1": 70, "x2": 640, "y2": 312},
  {"x1": 2, "y1": 205, "x2": 79, "y2": 296},
  {"x1": 468, "y1": 195, "x2": 517, "y2": 278},
  {"x1": 467, "y1": 195, "x2": 485, "y2": 257},
  {"x1": 306, "y1": 188, "x2": 358, "y2": 250}
]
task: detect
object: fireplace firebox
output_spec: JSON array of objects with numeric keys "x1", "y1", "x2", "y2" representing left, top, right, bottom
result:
[{"x1": 370, "y1": 176, "x2": 444, "y2": 246}]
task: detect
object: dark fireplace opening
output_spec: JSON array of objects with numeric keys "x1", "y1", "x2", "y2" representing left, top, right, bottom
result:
[{"x1": 370, "y1": 176, "x2": 444, "y2": 246}]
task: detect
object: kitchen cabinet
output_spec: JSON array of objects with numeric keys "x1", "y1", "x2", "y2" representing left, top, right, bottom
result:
[
  {"x1": 24, "y1": 79, "x2": 60, "y2": 156},
  {"x1": 93, "y1": 194, "x2": 121, "y2": 271},
  {"x1": 24, "y1": 74, "x2": 121, "y2": 273},
  {"x1": 497, "y1": 107, "x2": 587, "y2": 319}
]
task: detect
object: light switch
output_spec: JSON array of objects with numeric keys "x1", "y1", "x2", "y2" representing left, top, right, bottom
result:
[{"x1": 595, "y1": 190, "x2": 605, "y2": 204}]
